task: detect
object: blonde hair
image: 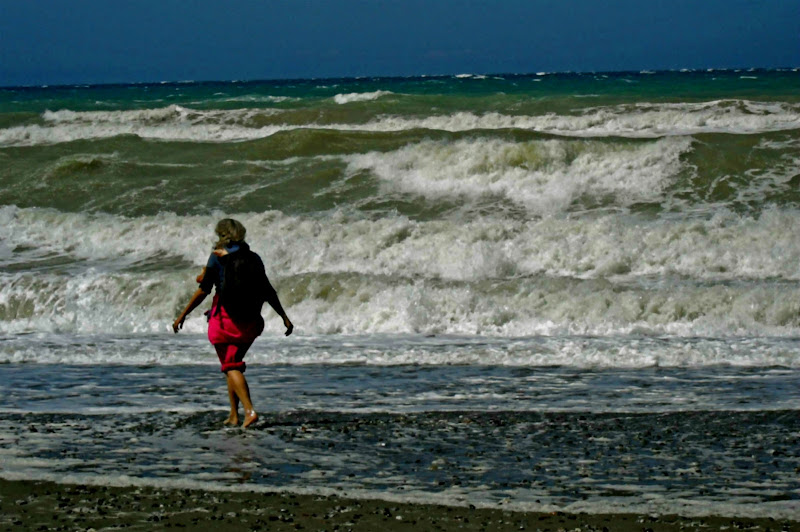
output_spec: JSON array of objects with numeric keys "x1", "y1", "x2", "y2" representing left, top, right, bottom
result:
[{"x1": 214, "y1": 218, "x2": 246, "y2": 249}]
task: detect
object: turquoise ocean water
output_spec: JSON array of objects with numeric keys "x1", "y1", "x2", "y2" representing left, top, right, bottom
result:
[{"x1": 0, "y1": 70, "x2": 798, "y2": 517}]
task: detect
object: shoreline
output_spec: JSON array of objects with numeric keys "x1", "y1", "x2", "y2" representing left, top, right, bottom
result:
[{"x1": 1, "y1": 479, "x2": 797, "y2": 531}]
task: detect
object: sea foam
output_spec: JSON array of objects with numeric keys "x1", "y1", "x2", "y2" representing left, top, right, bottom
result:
[
  {"x1": 333, "y1": 90, "x2": 394, "y2": 104},
  {"x1": 2, "y1": 206, "x2": 800, "y2": 338},
  {"x1": 2, "y1": 99, "x2": 799, "y2": 146},
  {"x1": 343, "y1": 137, "x2": 691, "y2": 214},
  {"x1": 4, "y1": 206, "x2": 799, "y2": 283}
]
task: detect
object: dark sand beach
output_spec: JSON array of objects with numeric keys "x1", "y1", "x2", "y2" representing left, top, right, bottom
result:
[{"x1": 1, "y1": 479, "x2": 797, "y2": 531}]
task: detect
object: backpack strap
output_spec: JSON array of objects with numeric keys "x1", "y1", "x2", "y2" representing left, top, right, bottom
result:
[{"x1": 212, "y1": 253, "x2": 231, "y2": 317}]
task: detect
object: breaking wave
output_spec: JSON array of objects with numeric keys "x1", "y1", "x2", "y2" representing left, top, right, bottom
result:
[{"x1": 2, "y1": 100, "x2": 799, "y2": 146}]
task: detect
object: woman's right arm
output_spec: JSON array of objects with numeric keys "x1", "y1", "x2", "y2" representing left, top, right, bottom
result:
[{"x1": 173, "y1": 288, "x2": 208, "y2": 333}]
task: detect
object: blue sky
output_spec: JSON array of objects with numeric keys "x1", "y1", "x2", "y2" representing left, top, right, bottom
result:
[{"x1": 1, "y1": 0, "x2": 797, "y2": 86}]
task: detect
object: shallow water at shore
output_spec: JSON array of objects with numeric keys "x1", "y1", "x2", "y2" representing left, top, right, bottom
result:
[{"x1": 1, "y1": 361, "x2": 798, "y2": 519}]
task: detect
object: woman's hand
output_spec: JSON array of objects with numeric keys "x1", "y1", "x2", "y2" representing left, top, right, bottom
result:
[
  {"x1": 283, "y1": 316, "x2": 294, "y2": 336},
  {"x1": 172, "y1": 288, "x2": 208, "y2": 334},
  {"x1": 173, "y1": 315, "x2": 186, "y2": 333}
]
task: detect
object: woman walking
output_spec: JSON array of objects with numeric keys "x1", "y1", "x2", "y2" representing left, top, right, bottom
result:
[{"x1": 173, "y1": 219, "x2": 293, "y2": 428}]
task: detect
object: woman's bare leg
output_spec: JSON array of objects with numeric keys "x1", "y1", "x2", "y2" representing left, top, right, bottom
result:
[
  {"x1": 226, "y1": 370, "x2": 258, "y2": 428},
  {"x1": 224, "y1": 376, "x2": 240, "y2": 425}
]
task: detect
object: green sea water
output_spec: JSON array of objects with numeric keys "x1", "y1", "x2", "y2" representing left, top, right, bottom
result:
[
  {"x1": 1, "y1": 69, "x2": 799, "y2": 343},
  {"x1": 2, "y1": 70, "x2": 799, "y2": 218}
]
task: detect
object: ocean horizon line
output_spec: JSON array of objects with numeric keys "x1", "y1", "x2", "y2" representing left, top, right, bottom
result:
[{"x1": 2, "y1": 65, "x2": 798, "y2": 90}]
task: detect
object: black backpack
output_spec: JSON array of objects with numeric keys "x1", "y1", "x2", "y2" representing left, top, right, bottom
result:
[{"x1": 217, "y1": 249, "x2": 267, "y2": 321}]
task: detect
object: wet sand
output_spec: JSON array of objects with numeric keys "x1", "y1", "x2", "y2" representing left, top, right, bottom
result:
[{"x1": 1, "y1": 479, "x2": 796, "y2": 531}]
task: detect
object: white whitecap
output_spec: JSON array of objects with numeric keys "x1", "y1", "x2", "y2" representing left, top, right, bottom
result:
[
  {"x1": 2, "y1": 204, "x2": 800, "y2": 340},
  {"x1": 333, "y1": 90, "x2": 393, "y2": 104},
  {"x1": 344, "y1": 136, "x2": 692, "y2": 214},
  {"x1": 2, "y1": 99, "x2": 799, "y2": 148}
]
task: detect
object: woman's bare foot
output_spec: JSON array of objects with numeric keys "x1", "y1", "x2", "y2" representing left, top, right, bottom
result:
[
  {"x1": 243, "y1": 409, "x2": 258, "y2": 428},
  {"x1": 223, "y1": 414, "x2": 239, "y2": 426}
]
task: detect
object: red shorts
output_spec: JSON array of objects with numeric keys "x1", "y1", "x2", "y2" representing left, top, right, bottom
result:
[{"x1": 207, "y1": 297, "x2": 264, "y2": 373}]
